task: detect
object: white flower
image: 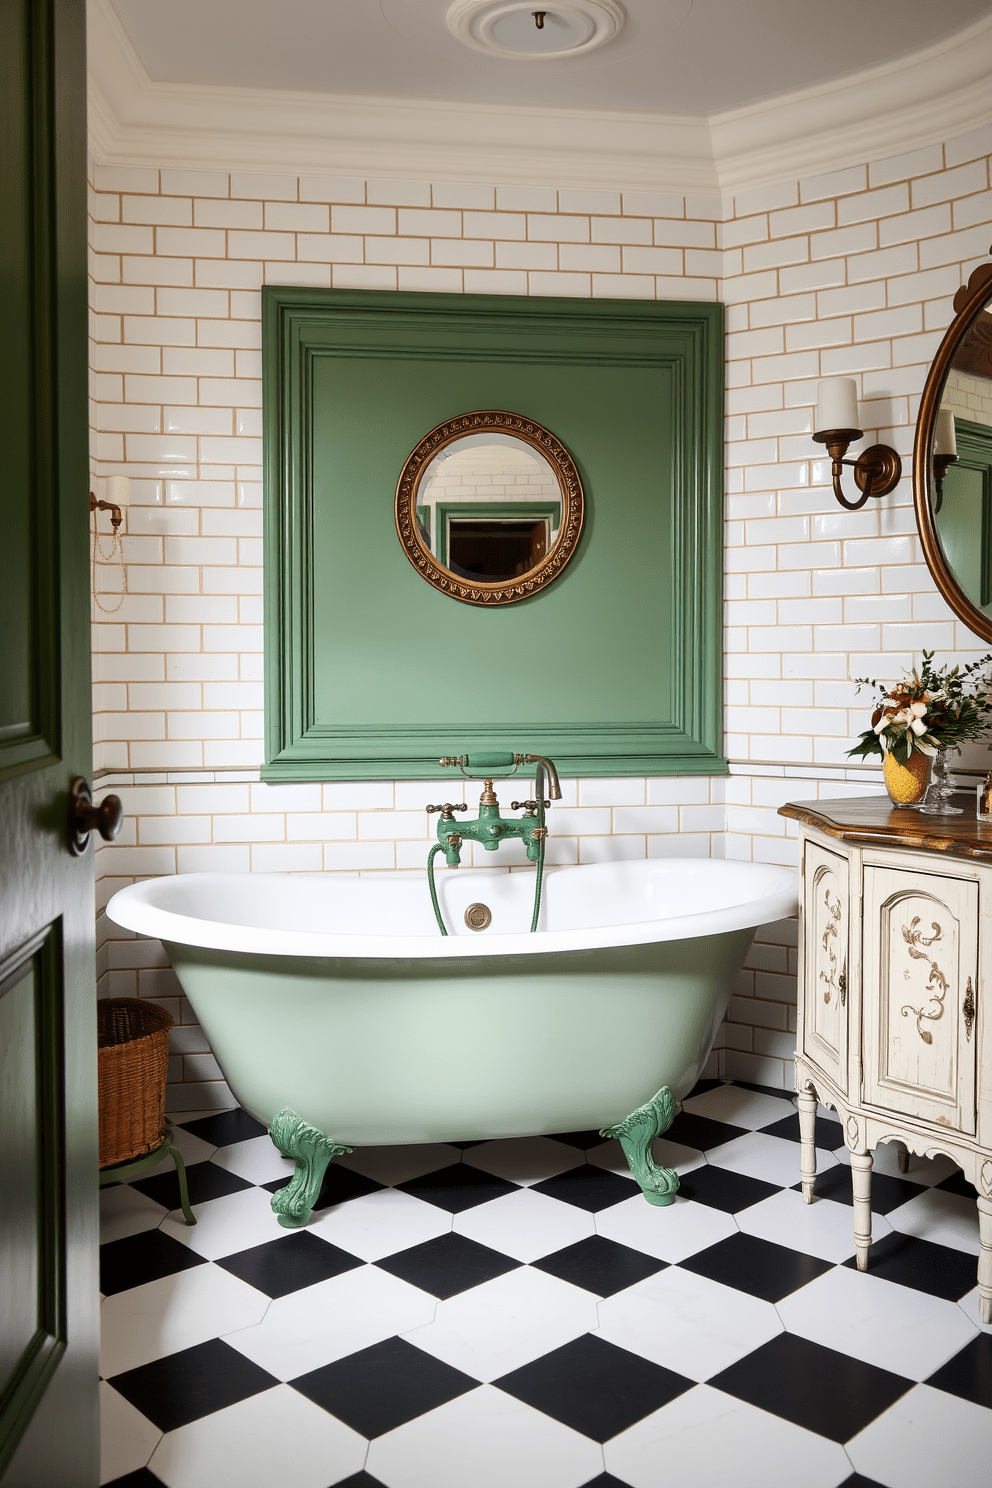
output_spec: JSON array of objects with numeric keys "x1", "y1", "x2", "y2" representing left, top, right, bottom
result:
[
  {"x1": 916, "y1": 740, "x2": 938, "y2": 756},
  {"x1": 910, "y1": 717, "x2": 928, "y2": 735},
  {"x1": 909, "y1": 701, "x2": 928, "y2": 718}
]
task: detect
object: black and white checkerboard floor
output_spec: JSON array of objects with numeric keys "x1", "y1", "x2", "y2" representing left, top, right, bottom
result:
[{"x1": 99, "y1": 1079, "x2": 992, "y2": 1488}]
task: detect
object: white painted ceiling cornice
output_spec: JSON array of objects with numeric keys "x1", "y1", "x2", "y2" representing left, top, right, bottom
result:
[{"x1": 87, "y1": 0, "x2": 992, "y2": 197}]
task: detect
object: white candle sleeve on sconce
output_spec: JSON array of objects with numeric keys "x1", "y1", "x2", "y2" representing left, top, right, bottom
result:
[
  {"x1": 934, "y1": 408, "x2": 957, "y2": 456},
  {"x1": 814, "y1": 377, "x2": 860, "y2": 435},
  {"x1": 105, "y1": 474, "x2": 130, "y2": 507}
]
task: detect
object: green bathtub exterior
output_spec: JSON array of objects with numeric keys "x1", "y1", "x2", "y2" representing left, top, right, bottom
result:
[{"x1": 166, "y1": 927, "x2": 755, "y2": 1146}]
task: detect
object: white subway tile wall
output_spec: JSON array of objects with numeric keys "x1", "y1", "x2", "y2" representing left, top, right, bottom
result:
[{"x1": 88, "y1": 141, "x2": 992, "y2": 1106}]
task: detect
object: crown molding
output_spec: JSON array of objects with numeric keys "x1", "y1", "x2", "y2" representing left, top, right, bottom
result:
[{"x1": 87, "y1": 0, "x2": 992, "y2": 198}]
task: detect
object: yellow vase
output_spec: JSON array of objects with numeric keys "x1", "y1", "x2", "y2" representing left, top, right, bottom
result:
[{"x1": 882, "y1": 750, "x2": 932, "y2": 807}]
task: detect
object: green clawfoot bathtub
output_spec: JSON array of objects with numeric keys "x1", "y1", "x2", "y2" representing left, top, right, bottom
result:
[{"x1": 107, "y1": 858, "x2": 797, "y2": 1225}]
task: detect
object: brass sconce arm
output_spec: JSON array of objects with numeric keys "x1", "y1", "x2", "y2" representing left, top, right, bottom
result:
[
  {"x1": 812, "y1": 428, "x2": 902, "y2": 512},
  {"x1": 932, "y1": 453, "x2": 957, "y2": 514},
  {"x1": 90, "y1": 491, "x2": 123, "y2": 529}
]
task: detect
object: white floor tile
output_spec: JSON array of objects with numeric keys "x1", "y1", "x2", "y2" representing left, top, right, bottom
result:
[
  {"x1": 224, "y1": 1265, "x2": 436, "y2": 1379},
  {"x1": 463, "y1": 1136, "x2": 583, "y2": 1186},
  {"x1": 886, "y1": 1187, "x2": 981, "y2": 1255},
  {"x1": 209, "y1": 1134, "x2": 294, "y2": 1186},
  {"x1": 605, "y1": 1384, "x2": 851, "y2": 1488},
  {"x1": 401, "y1": 1267, "x2": 597, "y2": 1382},
  {"x1": 847, "y1": 1382, "x2": 992, "y2": 1488},
  {"x1": 586, "y1": 1136, "x2": 704, "y2": 1178},
  {"x1": 100, "y1": 1265, "x2": 268, "y2": 1378},
  {"x1": 594, "y1": 1193, "x2": 737, "y2": 1264},
  {"x1": 453, "y1": 1188, "x2": 595, "y2": 1263},
  {"x1": 144, "y1": 1125, "x2": 217, "y2": 1171},
  {"x1": 778, "y1": 1265, "x2": 978, "y2": 1381},
  {"x1": 99, "y1": 1182, "x2": 168, "y2": 1245},
  {"x1": 833, "y1": 1143, "x2": 958, "y2": 1187},
  {"x1": 708, "y1": 1131, "x2": 838, "y2": 1188},
  {"x1": 366, "y1": 1383, "x2": 601, "y2": 1488},
  {"x1": 957, "y1": 1286, "x2": 992, "y2": 1333},
  {"x1": 147, "y1": 1384, "x2": 366, "y2": 1488},
  {"x1": 337, "y1": 1143, "x2": 461, "y2": 1186},
  {"x1": 681, "y1": 1084, "x2": 794, "y2": 1131},
  {"x1": 310, "y1": 1187, "x2": 451, "y2": 1262},
  {"x1": 159, "y1": 1186, "x2": 289, "y2": 1259},
  {"x1": 736, "y1": 1188, "x2": 892, "y2": 1264},
  {"x1": 596, "y1": 1267, "x2": 782, "y2": 1381},
  {"x1": 99, "y1": 1381, "x2": 161, "y2": 1485}
]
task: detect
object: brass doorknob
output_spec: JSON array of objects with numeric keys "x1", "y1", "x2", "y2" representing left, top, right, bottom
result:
[{"x1": 68, "y1": 777, "x2": 124, "y2": 857}]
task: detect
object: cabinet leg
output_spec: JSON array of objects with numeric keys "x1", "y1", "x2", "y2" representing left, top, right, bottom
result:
[
  {"x1": 850, "y1": 1151, "x2": 873, "y2": 1272},
  {"x1": 979, "y1": 1195, "x2": 992, "y2": 1326},
  {"x1": 896, "y1": 1143, "x2": 909, "y2": 1174},
  {"x1": 797, "y1": 1087, "x2": 818, "y2": 1204}
]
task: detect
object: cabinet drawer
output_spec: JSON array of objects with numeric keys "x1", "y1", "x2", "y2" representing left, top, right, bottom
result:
[
  {"x1": 800, "y1": 840, "x2": 850, "y2": 1096},
  {"x1": 862, "y1": 864, "x2": 978, "y2": 1134}
]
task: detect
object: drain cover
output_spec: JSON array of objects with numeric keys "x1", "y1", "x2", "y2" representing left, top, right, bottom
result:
[{"x1": 464, "y1": 902, "x2": 492, "y2": 931}]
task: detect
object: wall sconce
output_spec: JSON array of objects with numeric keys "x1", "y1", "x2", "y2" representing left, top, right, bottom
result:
[
  {"x1": 812, "y1": 377, "x2": 902, "y2": 511},
  {"x1": 932, "y1": 408, "x2": 958, "y2": 514},
  {"x1": 90, "y1": 475, "x2": 129, "y2": 613}
]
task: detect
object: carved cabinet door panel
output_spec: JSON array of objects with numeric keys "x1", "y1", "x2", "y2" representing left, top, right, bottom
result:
[
  {"x1": 862, "y1": 865, "x2": 978, "y2": 1133},
  {"x1": 801, "y1": 840, "x2": 850, "y2": 1095}
]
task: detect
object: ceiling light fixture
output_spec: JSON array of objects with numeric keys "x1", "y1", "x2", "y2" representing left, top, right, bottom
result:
[{"x1": 446, "y1": 0, "x2": 626, "y2": 61}]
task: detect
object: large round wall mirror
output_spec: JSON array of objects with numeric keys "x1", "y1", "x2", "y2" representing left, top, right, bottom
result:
[
  {"x1": 395, "y1": 410, "x2": 584, "y2": 605},
  {"x1": 914, "y1": 252, "x2": 992, "y2": 641}
]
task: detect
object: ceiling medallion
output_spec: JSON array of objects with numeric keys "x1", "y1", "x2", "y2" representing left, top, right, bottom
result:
[{"x1": 446, "y1": 1, "x2": 625, "y2": 61}]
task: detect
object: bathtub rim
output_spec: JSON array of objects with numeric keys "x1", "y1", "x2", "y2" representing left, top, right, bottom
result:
[{"x1": 106, "y1": 860, "x2": 798, "y2": 962}]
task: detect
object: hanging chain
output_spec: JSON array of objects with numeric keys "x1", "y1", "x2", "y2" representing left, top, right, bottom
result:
[{"x1": 92, "y1": 520, "x2": 127, "y2": 613}]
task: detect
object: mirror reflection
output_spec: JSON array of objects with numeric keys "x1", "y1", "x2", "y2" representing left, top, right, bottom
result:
[
  {"x1": 932, "y1": 301, "x2": 992, "y2": 615},
  {"x1": 415, "y1": 433, "x2": 562, "y2": 582}
]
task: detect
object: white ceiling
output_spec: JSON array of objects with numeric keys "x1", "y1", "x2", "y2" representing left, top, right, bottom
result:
[{"x1": 109, "y1": 0, "x2": 992, "y2": 117}]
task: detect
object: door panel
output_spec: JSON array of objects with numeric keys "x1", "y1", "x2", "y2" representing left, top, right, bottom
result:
[
  {"x1": 0, "y1": 2, "x2": 97, "y2": 1484},
  {"x1": 802, "y1": 841, "x2": 850, "y2": 1096},
  {"x1": 863, "y1": 865, "x2": 978, "y2": 1133}
]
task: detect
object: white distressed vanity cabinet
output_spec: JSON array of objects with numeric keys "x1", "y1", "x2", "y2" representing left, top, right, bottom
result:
[{"x1": 780, "y1": 795, "x2": 992, "y2": 1322}]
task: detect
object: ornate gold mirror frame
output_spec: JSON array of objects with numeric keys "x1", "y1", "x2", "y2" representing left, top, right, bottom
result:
[
  {"x1": 914, "y1": 249, "x2": 992, "y2": 642},
  {"x1": 395, "y1": 409, "x2": 584, "y2": 606}
]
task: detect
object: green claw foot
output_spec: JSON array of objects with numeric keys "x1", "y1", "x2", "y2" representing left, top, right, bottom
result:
[
  {"x1": 267, "y1": 1107, "x2": 353, "y2": 1228},
  {"x1": 601, "y1": 1086, "x2": 679, "y2": 1206}
]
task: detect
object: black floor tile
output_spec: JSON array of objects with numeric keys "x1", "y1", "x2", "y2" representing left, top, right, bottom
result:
[
  {"x1": 935, "y1": 1166, "x2": 975, "y2": 1198},
  {"x1": 261, "y1": 1163, "x2": 384, "y2": 1211},
  {"x1": 178, "y1": 1108, "x2": 268, "y2": 1146},
  {"x1": 531, "y1": 1164, "x2": 640, "y2": 1213},
  {"x1": 131, "y1": 1158, "x2": 252, "y2": 1210},
  {"x1": 665, "y1": 1112, "x2": 747, "y2": 1152},
  {"x1": 216, "y1": 1229, "x2": 364, "y2": 1298},
  {"x1": 330, "y1": 1476, "x2": 390, "y2": 1488},
  {"x1": 579, "y1": 1478, "x2": 638, "y2": 1488},
  {"x1": 532, "y1": 1235, "x2": 668, "y2": 1296},
  {"x1": 709, "y1": 1332, "x2": 911, "y2": 1442},
  {"x1": 675, "y1": 1163, "x2": 779, "y2": 1214},
  {"x1": 102, "y1": 1472, "x2": 165, "y2": 1487},
  {"x1": 375, "y1": 1232, "x2": 520, "y2": 1298},
  {"x1": 925, "y1": 1332, "x2": 992, "y2": 1409},
  {"x1": 99, "y1": 1228, "x2": 206, "y2": 1297},
  {"x1": 396, "y1": 1163, "x2": 519, "y2": 1213},
  {"x1": 841, "y1": 1231, "x2": 978, "y2": 1301},
  {"x1": 835, "y1": 1478, "x2": 891, "y2": 1488},
  {"x1": 448, "y1": 1139, "x2": 486, "y2": 1149},
  {"x1": 761, "y1": 1111, "x2": 847, "y2": 1150},
  {"x1": 292, "y1": 1337, "x2": 478, "y2": 1438},
  {"x1": 794, "y1": 1163, "x2": 923, "y2": 1215},
  {"x1": 553, "y1": 1130, "x2": 607, "y2": 1150},
  {"x1": 495, "y1": 1332, "x2": 692, "y2": 1442},
  {"x1": 679, "y1": 1232, "x2": 833, "y2": 1302},
  {"x1": 685, "y1": 1078, "x2": 724, "y2": 1100},
  {"x1": 109, "y1": 1339, "x2": 278, "y2": 1432}
]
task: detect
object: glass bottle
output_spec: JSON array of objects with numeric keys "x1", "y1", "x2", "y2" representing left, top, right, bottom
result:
[{"x1": 978, "y1": 771, "x2": 992, "y2": 820}]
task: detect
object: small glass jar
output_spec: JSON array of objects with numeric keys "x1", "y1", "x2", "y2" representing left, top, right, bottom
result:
[{"x1": 978, "y1": 772, "x2": 992, "y2": 820}]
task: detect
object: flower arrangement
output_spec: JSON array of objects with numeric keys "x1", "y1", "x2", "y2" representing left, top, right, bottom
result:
[{"x1": 847, "y1": 650, "x2": 992, "y2": 764}]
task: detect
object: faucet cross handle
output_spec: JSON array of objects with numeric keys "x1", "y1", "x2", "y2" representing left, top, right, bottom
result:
[
  {"x1": 427, "y1": 802, "x2": 468, "y2": 816},
  {"x1": 511, "y1": 799, "x2": 550, "y2": 812}
]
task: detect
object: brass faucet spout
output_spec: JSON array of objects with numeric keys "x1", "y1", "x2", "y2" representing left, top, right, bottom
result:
[{"x1": 523, "y1": 754, "x2": 561, "y2": 800}]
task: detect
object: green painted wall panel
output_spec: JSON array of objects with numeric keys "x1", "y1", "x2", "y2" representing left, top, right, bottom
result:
[{"x1": 263, "y1": 288, "x2": 724, "y2": 779}]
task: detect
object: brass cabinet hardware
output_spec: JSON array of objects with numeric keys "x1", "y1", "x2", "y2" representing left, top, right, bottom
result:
[
  {"x1": 964, "y1": 976, "x2": 976, "y2": 1042},
  {"x1": 839, "y1": 961, "x2": 847, "y2": 1007},
  {"x1": 67, "y1": 776, "x2": 124, "y2": 857}
]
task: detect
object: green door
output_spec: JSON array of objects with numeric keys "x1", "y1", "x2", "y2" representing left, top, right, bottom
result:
[{"x1": 0, "y1": 2, "x2": 99, "y2": 1484}]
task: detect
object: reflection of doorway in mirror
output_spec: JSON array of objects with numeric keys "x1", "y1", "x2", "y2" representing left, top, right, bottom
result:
[{"x1": 935, "y1": 395, "x2": 992, "y2": 613}]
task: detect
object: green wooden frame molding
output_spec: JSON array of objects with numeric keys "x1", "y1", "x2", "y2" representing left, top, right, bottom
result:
[
  {"x1": 263, "y1": 287, "x2": 725, "y2": 781},
  {"x1": 951, "y1": 418, "x2": 992, "y2": 608},
  {"x1": 433, "y1": 500, "x2": 562, "y2": 569}
]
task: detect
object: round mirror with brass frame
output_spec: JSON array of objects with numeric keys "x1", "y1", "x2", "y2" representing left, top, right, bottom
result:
[
  {"x1": 395, "y1": 410, "x2": 584, "y2": 606},
  {"x1": 914, "y1": 249, "x2": 992, "y2": 642}
]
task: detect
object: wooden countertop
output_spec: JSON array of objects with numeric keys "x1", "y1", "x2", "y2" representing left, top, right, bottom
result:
[{"x1": 779, "y1": 792, "x2": 992, "y2": 861}]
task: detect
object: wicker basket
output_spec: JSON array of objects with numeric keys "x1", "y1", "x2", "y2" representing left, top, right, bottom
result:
[{"x1": 97, "y1": 998, "x2": 174, "y2": 1169}]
